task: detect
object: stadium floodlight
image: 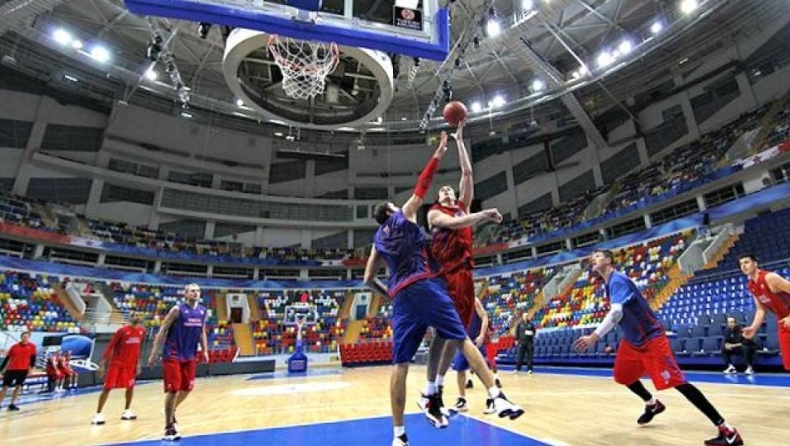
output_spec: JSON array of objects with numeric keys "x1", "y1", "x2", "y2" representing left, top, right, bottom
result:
[
  {"x1": 53, "y1": 28, "x2": 72, "y2": 46},
  {"x1": 680, "y1": 0, "x2": 698, "y2": 15},
  {"x1": 90, "y1": 45, "x2": 111, "y2": 63}
]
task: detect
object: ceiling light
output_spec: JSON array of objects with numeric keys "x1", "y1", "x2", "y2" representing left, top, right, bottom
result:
[
  {"x1": 680, "y1": 0, "x2": 698, "y2": 15},
  {"x1": 180, "y1": 111, "x2": 193, "y2": 119},
  {"x1": 531, "y1": 79, "x2": 545, "y2": 91},
  {"x1": 597, "y1": 51, "x2": 614, "y2": 68},
  {"x1": 579, "y1": 64, "x2": 589, "y2": 75},
  {"x1": 492, "y1": 95, "x2": 506, "y2": 108},
  {"x1": 570, "y1": 70, "x2": 580, "y2": 80},
  {"x1": 145, "y1": 69, "x2": 157, "y2": 81},
  {"x1": 618, "y1": 40, "x2": 633, "y2": 55},
  {"x1": 52, "y1": 29, "x2": 72, "y2": 46},
  {"x1": 650, "y1": 21, "x2": 663, "y2": 34},
  {"x1": 401, "y1": 117, "x2": 407, "y2": 121},
  {"x1": 63, "y1": 74, "x2": 78, "y2": 82},
  {"x1": 71, "y1": 40, "x2": 83, "y2": 50},
  {"x1": 273, "y1": 132, "x2": 284, "y2": 137},
  {"x1": 90, "y1": 45, "x2": 110, "y2": 63},
  {"x1": 471, "y1": 101, "x2": 482, "y2": 113},
  {"x1": 485, "y1": 8, "x2": 500, "y2": 37},
  {"x1": 521, "y1": 0, "x2": 534, "y2": 10},
  {"x1": 236, "y1": 98, "x2": 244, "y2": 107},
  {"x1": 485, "y1": 19, "x2": 501, "y2": 37},
  {"x1": 377, "y1": 117, "x2": 383, "y2": 124}
]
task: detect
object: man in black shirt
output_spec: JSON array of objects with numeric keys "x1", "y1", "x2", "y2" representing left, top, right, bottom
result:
[
  {"x1": 722, "y1": 317, "x2": 756, "y2": 375},
  {"x1": 513, "y1": 313, "x2": 536, "y2": 374}
]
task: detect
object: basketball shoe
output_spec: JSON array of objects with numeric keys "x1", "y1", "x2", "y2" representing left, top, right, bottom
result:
[
  {"x1": 483, "y1": 398, "x2": 496, "y2": 414},
  {"x1": 417, "y1": 393, "x2": 448, "y2": 428},
  {"x1": 121, "y1": 409, "x2": 137, "y2": 420},
  {"x1": 637, "y1": 400, "x2": 666, "y2": 425},
  {"x1": 392, "y1": 433, "x2": 409, "y2": 446},
  {"x1": 437, "y1": 385, "x2": 450, "y2": 418},
  {"x1": 90, "y1": 413, "x2": 106, "y2": 425},
  {"x1": 453, "y1": 397, "x2": 468, "y2": 412},
  {"x1": 723, "y1": 365, "x2": 736, "y2": 374},
  {"x1": 7, "y1": 404, "x2": 19, "y2": 411},
  {"x1": 163, "y1": 425, "x2": 181, "y2": 441},
  {"x1": 492, "y1": 392, "x2": 524, "y2": 420},
  {"x1": 704, "y1": 425, "x2": 744, "y2": 446}
]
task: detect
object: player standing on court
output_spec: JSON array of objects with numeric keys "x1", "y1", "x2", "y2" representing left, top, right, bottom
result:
[
  {"x1": 739, "y1": 253, "x2": 790, "y2": 370},
  {"x1": 0, "y1": 331, "x2": 37, "y2": 411},
  {"x1": 574, "y1": 250, "x2": 743, "y2": 446},
  {"x1": 91, "y1": 315, "x2": 146, "y2": 425},
  {"x1": 148, "y1": 283, "x2": 209, "y2": 441},
  {"x1": 364, "y1": 132, "x2": 523, "y2": 446},
  {"x1": 424, "y1": 120, "x2": 504, "y2": 414}
]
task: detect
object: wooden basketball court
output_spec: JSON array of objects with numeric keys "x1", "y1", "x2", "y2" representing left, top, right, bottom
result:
[{"x1": 0, "y1": 366, "x2": 784, "y2": 445}]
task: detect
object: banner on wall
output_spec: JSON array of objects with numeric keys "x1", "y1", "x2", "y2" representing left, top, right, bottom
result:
[{"x1": 0, "y1": 331, "x2": 94, "y2": 360}]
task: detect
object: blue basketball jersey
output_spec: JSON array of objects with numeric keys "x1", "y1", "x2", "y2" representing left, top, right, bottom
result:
[
  {"x1": 605, "y1": 270, "x2": 663, "y2": 347},
  {"x1": 373, "y1": 210, "x2": 432, "y2": 297},
  {"x1": 163, "y1": 302, "x2": 207, "y2": 361}
]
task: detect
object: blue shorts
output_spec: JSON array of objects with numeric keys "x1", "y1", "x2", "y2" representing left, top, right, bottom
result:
[
  {"x1": 451, "y1": 344, "x2": 487, "y2": 372},
  {"x1": 392, "y1": 278, "x2": 468, "y2": 364}
]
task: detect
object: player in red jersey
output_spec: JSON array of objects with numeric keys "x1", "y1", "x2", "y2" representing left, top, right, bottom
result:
[
  {"x1": 60, "y1": 351, "x2": 78, "y2": 390},
  {"x1": 0, "y1": 331, "x2": 37, "y2": 411},
  {"x1": 421, "y1": 119, "x2": 503, "y2": 415},
  {"x1": 46, "y1": 351, "x2": 64, "y2": 393},
  {"x1": 91, "y1": 315, "x2": 146, "y2": 425},
  {"x1": 739, "y1": 253, "x2": 790, "y2": 370}
]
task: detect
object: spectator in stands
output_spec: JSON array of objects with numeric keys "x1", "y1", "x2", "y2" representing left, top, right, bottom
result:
[
  {"x1": 513, "y1": 313, "x2": 536, "y2": 374},
  {"x1": 0, "y1": 331, "x2": 37, "y2": 411},
  {"x1": 721, "y1": 317, "x2": 756, "y2": 375}
]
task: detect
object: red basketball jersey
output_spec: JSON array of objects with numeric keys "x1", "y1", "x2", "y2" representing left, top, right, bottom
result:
[
  {"x1": 747, "y1": 270, "x2": 790, "y2": 319},
  {"x1": 429, "y1": 200, "x2": 474, "y2": 272},
  {"x1": 104, "y1": 325, "x2": 146, "y2": 368}
]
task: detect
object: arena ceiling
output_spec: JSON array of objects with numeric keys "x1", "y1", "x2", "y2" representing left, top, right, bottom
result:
[{"x1": 0, "y1": 0, "x2": 787, "y2": 141}]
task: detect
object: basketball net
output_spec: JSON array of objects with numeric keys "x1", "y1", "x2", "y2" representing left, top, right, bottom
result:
[
  {"x1": 294, "y1": 313, "x2": 308, "y2": 342},
  {"x1": 268, "y1": 35, "x2": 339, "y2": 100}
]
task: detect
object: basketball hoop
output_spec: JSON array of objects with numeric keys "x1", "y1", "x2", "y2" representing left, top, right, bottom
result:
[{"x1": 267, "y1": 35, "x2": 339, "y2": 100}]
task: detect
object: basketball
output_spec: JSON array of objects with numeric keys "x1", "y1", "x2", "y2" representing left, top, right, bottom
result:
[{"x1": 443, "y1": 101, "x2": 468, "y2": 127}]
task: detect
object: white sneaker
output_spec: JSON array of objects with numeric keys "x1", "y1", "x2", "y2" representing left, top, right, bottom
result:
[
  {"x1": 745, "y1": 366, "x2": 754, "y2": 375},
  {"x1": 527, "y1": 370, "x2": 534, "y2": 375},
  {"x1": 493, "y1": 393, "x2": 525, "y2": 420},
  {"x1": 121, "y1": 409, "x2": 137, "y2": 420},
  {"x1": 723, "y1": 365, "x2": 736, "y2": 374},
  {"x1": 91, "y1": 413, "x2": 106, "y2": 425},
  {"x1": 510, "y1": 369, "x2": 519, "y2": 374},
  {"x1": 417, "y1": 394, "x2": 448, "y2": 428}
]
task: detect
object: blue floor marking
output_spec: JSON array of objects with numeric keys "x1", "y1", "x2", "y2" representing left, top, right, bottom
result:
[{"x1": 110, "y1": 413, "x2": 550, "y2": 446}]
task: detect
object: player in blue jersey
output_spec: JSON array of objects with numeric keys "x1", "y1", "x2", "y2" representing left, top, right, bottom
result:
[
  {"x1": 148, "y1": 283, "x2": 209, "y2": 441},
  {"x1": 364, "y1": 132, "x2": 523, "y2": 446},
  {"x1": 449, "y1": 296, "x2": 502, "y2": 414},
  {"x1": 573, "y1": 250, "x2": 743, "y2": 446}
]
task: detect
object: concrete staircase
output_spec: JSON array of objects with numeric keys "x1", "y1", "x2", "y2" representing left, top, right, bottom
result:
[
  {"x1": 343, "y1": 320, "x2": 365, "y2": 345},
  {"x1": 702, "y1": 233, "x2": 740, "y2": 269},
  {"x1": 247, "y1": 295, "x2": 261, "y2": 321},
  {"x1": 232, "y1": 323, "x2": 254, "y2": 356},
  {"x1": 52, "y1": 282, "x2": 84, "y2": 322},
  {"x1": 215, "y1": 294, "x2": 228, "y2": 321},
  {"x1": 651, "y1": 264, "x2": 692, "y2": 312}
]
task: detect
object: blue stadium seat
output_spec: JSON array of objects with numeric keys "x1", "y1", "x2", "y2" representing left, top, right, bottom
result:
[
  {"x1": 685, "y1": 337, "x2": 704, "y2": 355},
  {"x1": 699, "y1": 336, "x2": 722, "y2": 356},
  {"x1": 690, "y1": 325, "x2": 708, "y2": 338},
  {"x1": 670, "y1": 337, "x2": 686, "y2": 355}
]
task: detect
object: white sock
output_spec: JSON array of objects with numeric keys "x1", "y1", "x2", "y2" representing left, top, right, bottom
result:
[
  {"x1": 436, "y1": 374, "x2": 445, "y2": 387},
  {"x1": 488, "y1": 386, "x2": 501, "y2": 398},
  {"x1": 494, "y1": 373, "x2": 499, "y2": 379},
  {"x1": 424, "y1": 382, "x2": 437, "y2": 396},
  {"x1": 719, "y1": 421, "x2": 733, "y2": 431},
  {"x1": 647, "y1": 397, "x2": 657, "y2": 406},
  {"x1": 394, "y1": 425, "x2": 406, "y2": 437}
]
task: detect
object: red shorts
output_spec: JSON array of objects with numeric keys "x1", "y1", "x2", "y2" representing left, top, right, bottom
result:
[
  {"x1": 62, "y1": 368, "x2": 76, "y2": 377},
  {"x1": 48, "y1": 370, "x2": 63, "y2": 380},
  {"x1": 163, "y1": 359, "x2": 197, "y2": 393},
  {"x1": 440, "y1": 267, "x2": 475, "y2": 327},
  {"x1": 104, "y1": 365, "x2": 136, "y2": 390},
  {"x1": 613, "y1": 336, "x2": 686, "y2": 391},
  {"x1": 778, "y1": 325, "x2": 790, "y2": 370},
  {"x1": 485, "y1": 343, "x2": 498, "y2": 368}
]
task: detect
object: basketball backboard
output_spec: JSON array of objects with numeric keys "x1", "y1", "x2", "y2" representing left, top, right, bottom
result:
[{"x1": 124, "y1": 0, "x2": 449, "y2": 61}]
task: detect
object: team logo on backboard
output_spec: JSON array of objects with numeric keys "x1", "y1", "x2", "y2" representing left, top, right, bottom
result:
[
  {"x1": 401, "y1": 8, "x2": 415, "y2": 21},
  {"x1": 393, "y1": 6, "x2": 423, "y2": 31}
]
